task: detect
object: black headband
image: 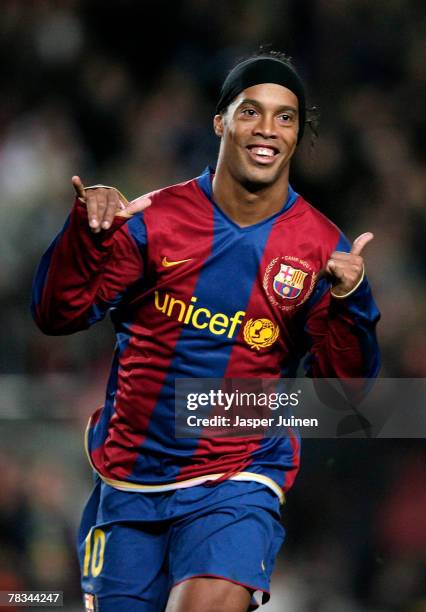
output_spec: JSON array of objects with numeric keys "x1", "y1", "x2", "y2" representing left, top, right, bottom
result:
[{"x1": 216, "y1": 57, "x2": 306, "y2": 142}]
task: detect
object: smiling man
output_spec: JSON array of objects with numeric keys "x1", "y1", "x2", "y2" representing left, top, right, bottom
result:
[
  {"x1": 212, "y1": 56, "x2": 304, "y2": 227},
  {"x1": 32, "y1": 51, "x2": 380, "y2": 611},
  {"x1": 213, "y1": 81, "x2": 299, "y2": 226}
]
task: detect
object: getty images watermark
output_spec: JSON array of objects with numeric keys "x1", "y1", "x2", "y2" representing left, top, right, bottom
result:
[
  {"x1": 185, "y1": 387, "x2": 317, "y2": 430},
  {"x1": 175, "y1": 378, "x2": 426, "y2": 438}
]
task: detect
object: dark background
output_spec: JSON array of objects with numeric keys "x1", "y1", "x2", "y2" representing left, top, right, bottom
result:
[{"x1": 0, "y1": 1, "x2": 424, "y2": 610}]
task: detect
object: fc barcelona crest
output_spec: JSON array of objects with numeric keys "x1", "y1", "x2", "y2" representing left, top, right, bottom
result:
[
  {"x1": 264, "y1": 256, "x2": 316, "y2": 312},
  {"x1": 273, "y1": 264, "x2": 307, "y2": 299},
  {"x1": 84, "y1": 594, "x2": 97, "y2": 611}
]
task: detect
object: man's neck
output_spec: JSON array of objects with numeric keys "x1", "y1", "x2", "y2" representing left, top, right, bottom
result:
[{"x1": 212, "y1": 165, "x2": 290, "y2": 227}]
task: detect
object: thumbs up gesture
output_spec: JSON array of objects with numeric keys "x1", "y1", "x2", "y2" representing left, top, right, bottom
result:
[
  {"x1": 72, "y1": 176, "x2": 151, "y2": 233},
  {"x1": 325, "y1": 232, "x2": 374, "y2": 298}
]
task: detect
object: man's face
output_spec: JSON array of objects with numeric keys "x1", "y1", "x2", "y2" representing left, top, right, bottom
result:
[{"x1": 214, "y1": 83, "x2": 299, "y2": 189}]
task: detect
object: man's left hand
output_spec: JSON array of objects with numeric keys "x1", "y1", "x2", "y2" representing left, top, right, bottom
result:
[{"x1": 326, "y1": 232, "x2": 374, "y2": 298}]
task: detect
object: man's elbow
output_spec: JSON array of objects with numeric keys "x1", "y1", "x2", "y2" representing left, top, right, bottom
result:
[{"x1": 31, "y1": 305, "x2": 85, "y2": 336}]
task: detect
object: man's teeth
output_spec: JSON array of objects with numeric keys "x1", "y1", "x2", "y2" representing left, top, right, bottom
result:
[{"x1": 251, "y1": 147, "x2": 275, "y2": 157}]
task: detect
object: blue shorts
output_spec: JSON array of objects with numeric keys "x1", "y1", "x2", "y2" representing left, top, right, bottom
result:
[{"x1": 77, "y1": 477, "x2": 285, "y2": 611}]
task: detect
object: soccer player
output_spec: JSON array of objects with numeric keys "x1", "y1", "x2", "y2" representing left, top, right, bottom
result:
[{"x1": 32, "y1": 52, "x2": 380, "y2": 611}]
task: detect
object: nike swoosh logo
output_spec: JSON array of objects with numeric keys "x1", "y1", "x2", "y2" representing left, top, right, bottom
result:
[{"x1": 162, "y1": 256, "x2": 193, "y2": 267}]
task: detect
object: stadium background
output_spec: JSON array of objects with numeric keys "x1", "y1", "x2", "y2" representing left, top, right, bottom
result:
[{"x1": 0, "y1": 1, "x2": 425, "y2": 610}]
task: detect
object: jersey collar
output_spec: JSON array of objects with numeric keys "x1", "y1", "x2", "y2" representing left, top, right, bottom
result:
[{"x1": 196, "y1": 166, "x2": 299, "y2": 216}]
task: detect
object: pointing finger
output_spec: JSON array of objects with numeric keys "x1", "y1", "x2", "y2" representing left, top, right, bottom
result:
[
  {"x1": 116, "y1": 196, "x2": 152, "y2": 218},
  {"x1": 351, "y1": 232, "x2": 374, "y2": 256},
  {"x1": 72, "y1": 175, "x2": 86, "y2": 199}
]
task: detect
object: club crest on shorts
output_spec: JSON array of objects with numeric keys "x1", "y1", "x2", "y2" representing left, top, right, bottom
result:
[
  {"x1": 84, "y1": 593, "x2": 97, "y2": 612},
  {"x1": 264, "y1": 256, "x2": 316, "y2": 311}
]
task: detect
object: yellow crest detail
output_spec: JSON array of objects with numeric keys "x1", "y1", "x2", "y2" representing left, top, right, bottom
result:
[{"x1": 243, "y1": 318, "x2": 279, "y2": 351}]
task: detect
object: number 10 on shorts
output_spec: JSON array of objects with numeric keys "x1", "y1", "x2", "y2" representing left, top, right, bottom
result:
[{"x1": 83, "y1": 528, "x2": 106, "y2": 577}]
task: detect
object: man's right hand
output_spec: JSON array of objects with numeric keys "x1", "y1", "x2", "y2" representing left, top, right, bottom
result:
[{"x1": 72, "y1": 176, "x2": 151, "y2": 233}]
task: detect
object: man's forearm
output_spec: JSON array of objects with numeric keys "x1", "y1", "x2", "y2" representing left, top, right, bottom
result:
[
  {"x1": 307, "y1": 279, "x2": 381, "y2": 379},
  {"x1": 31, "y1": 199, "x2": 129, "y2": 335}
]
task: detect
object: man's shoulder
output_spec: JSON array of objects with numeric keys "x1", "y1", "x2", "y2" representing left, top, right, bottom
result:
[
  {"x1": 138, "y1": 175, "x2": 210, "y2": 234},
  {"x1": 291, "y1": 193, "x2": 339, "y2": 234},
  {"x1": 145, "y1": 175, "x2": 201, "y2": 206}
]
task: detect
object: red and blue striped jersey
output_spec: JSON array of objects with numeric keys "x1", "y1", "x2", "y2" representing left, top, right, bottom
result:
[{"x1": 32, "y1": 168, "x2": 380, "y2": 502}]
